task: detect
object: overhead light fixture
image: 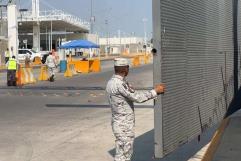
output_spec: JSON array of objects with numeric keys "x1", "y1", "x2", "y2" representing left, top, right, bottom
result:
[
  {"x1": 19, "y1": 8, "x2": 28, "y2": 12},
  {"x1": 19, "y1": 8, "x2": 28, "y2": 25}
]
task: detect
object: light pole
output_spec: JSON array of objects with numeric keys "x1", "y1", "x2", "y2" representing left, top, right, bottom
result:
[
  {"x1": 142, "y1": 18, "x2": 148, "y2": 55},
  {"x1": 90, "y1": 0, "x2": 95, "y2": 34},
  {"x1": 129, "y1": 32, "x2": 135, "y2": 54},
  {"x1": 118, "y1": 29, "x2": 121, "y2": 54},
  {"x1": 142, "y1": 18, "x2": 147, "y2": 47},
  {"x1": 105, "y1": 19, "x2": 109, "y2": 56}
]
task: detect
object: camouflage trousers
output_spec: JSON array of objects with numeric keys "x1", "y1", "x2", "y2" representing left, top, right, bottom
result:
[{"x1": 114, "y1": 133, "x2": 135, "y2": 161}]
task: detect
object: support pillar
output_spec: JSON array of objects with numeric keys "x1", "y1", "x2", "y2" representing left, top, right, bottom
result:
[
  {"x1": 33, "y1": 23, "x2": 40, "y2": 52},
  {"x1": 7, "y1": 4, "x2": 18, "y2": 57},
  {"x1": 153, "y1": 0, "x2": 164, "y2": 158},
  {"x1": 32, "y1": 0, "x2": 39, "y2": 18}
]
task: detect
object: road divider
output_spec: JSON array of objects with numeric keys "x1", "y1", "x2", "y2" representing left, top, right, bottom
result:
[
  {"x1": 89, "y1": 59, "x2": 101, "y2": 72},
  {"x1": 17, "y1": 65, "x2": 36, "y2": 85},
  {"x1": 132, "y1": 56, "x2": 141, "y2": 67},
  {"x1": 38, "y1": 65, "x2": 48, "y2": 81},
  {"x1": 32, "y1": 56, "x2": 42, "y2": 66},
  {"x1": 24, "y1": 68, "x2": 36, "y2": 84},
  {"x1": 69, "y1": 59, "x2": 101, "y2": 73},
  {"x1": 64, "y1": 63, "x2": 73, "y2": 77},
  {"x1": 121, "y1": 52, "x2": 152, "y2": 67},
  {"x1": 70, "y1": 63, "x2": 77, "y2": 75}
]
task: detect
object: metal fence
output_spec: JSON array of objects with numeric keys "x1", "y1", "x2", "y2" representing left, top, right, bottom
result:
[{"x1": 153, "y1": 0, "x2": 240, "y2": 158}]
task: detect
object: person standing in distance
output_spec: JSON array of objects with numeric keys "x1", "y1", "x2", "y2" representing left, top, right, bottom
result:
[
  {"x1": 106, "y1": 58, "x2": 165, "y2": 161},
  {"x1": 4, "y1": 48, "x2": 10, "y2": 64},
  {"x1": 45, "y1": 52, "x2": 57, "y2": 82},
  {"x1": 6, "y1": 56, "x2": 18, "y2": 86},
  {"x1": 10, "y1": 46, "x2": 15, "y2": 57}
]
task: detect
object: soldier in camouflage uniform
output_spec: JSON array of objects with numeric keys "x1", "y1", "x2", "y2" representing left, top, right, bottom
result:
[{"x1": 106, "y1": 58, "x2": 165, "y2": 161}]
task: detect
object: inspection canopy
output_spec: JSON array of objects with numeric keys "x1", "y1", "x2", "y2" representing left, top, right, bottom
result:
[{"x1": 59, "y1": 39, "x2": 99, "y2": 49}]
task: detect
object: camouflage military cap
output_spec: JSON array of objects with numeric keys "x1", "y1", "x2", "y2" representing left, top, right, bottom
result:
[{"x1": 114, "y1": 58, "x2": 129, "y2": 66}]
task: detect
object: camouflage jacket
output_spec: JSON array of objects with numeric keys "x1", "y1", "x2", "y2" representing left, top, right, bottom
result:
[{"x1": 106, "y1": 74, "x2": 157, "y2": 135}]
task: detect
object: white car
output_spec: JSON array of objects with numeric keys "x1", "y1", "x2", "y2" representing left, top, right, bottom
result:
[{"x1": 18, "y1": 49, "x2": 42, "y2": 62}]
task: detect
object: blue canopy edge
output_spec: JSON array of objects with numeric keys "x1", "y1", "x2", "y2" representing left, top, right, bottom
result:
[{"x1": 59, "y1": 39, "x2": 100, "y2": 49}]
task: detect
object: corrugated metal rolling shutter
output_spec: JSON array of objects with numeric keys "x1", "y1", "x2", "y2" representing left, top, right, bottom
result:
[
  {"x1": 239, "y1": 0, "x2": 241, "y2": 88},
  {"x1": 153, "y1": 0, "x2": 236, "y2": 157}
]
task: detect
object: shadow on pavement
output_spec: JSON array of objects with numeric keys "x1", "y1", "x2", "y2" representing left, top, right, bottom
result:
[
  {"x1": 225, "y1": 86, "x2": 241, "y2": 117},
  {"x1": 109, "y1": 126, "x2": 217, "y2": 161},
  {"x1": 45, "y1": 104, "x2": 153, "y2": 109}
]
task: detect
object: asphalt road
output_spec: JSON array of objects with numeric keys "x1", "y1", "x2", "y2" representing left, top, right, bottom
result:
[
  {"x1": 0, "y1": 62, "x2": 216, "y2": 161},
  {"x1": 0, "y1": 64, "x2": 155, "y2": 161}
]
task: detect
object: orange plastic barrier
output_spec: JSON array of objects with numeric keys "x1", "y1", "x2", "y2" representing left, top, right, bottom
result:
[
  {"x1": 38, "y1": 65, "x2": 48, "y2": 81},
  {"x1": 32, "y1": 56, "x2": 42, "y2": 66},
  {"x1": 132, "y1": 56, "x2": 140, "y2": 67},
  {"x1": 16, "y1": 65, "x2": 24, "y2": 86},
  {"x1": 89, "y1": 59, "x2": 101, "y2": 72},
  {"x1": 24, "y1": 68, "x2": 36, "y2": 83},
  {"x1": 70, "y1": 63, "x2": 77, "y2": 75},
  {"x1": 16, "y1": 66, "x2": 36, "y2": 85},
  {"x1": 71, "y1": 60, "x2": 89, "y2": 73},
  {"x1": 144, "y1": 54, "x2": 151, "y2": 64},
  {"x1": 69, "y1": 59, "x2": 101, "y2": 73},
  {"x1": 64, "y1": 63, "x2": 73, "y2": 77}
]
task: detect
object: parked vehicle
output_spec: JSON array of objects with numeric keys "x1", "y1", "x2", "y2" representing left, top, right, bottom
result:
[
  {"x1": 18, "y1": 49, "x2": 42, "y2": 62},
  {"x1": 18, "y1": 49, "x2": 49, "y2": 63}
]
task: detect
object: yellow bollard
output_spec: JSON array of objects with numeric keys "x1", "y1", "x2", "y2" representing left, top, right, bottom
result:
[
  {"x1": 38, "y1": 65, "x2": 48, "y2": 81},
  {"x1": 64, "y1": 63, "x2": 73, "y2": 77},
  {"x1": 32, "y1": 56, "x2": 42, "y2": 66}
]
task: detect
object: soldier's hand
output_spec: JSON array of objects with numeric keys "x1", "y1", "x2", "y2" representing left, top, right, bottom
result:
[{"x1": 154, "y1": 83, "x2": 166, "y2": 94}]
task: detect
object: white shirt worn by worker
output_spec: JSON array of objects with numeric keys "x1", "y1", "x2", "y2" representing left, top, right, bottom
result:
[{"x1": 45, "y1": 55, "x2": 56, "y2": 68}]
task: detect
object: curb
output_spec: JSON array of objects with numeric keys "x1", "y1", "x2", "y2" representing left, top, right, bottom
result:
[{"x1": 201, "y1": 118, "x2": 230, "y2": 161}]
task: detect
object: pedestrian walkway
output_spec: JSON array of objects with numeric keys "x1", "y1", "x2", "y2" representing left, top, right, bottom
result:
[{"x1": 200, "y1": 109, "x2": 241, "y2": 161}]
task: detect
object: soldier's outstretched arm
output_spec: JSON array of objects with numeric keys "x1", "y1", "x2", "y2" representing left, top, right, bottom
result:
[{"x1": 118, "y1": 83, "x2": 158, "y2": 103}]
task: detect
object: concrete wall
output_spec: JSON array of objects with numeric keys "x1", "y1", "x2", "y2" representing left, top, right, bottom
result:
[{"x1": 99, "y1": 37, "x2": 144, "y2": 45}]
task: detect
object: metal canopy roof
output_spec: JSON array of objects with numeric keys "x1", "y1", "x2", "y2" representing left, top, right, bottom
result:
[
  {"x1": 3, "y1": 10, "x2": 90, "y2": 33},
  {"x1": 18, "y1": 20, "x2": 89, "y2": 33}
]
